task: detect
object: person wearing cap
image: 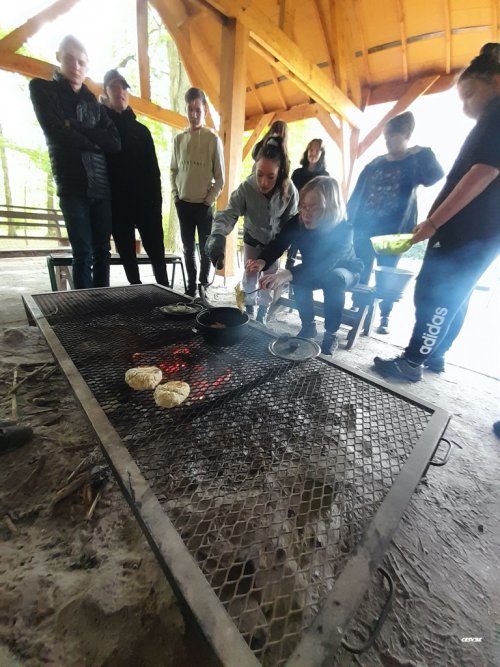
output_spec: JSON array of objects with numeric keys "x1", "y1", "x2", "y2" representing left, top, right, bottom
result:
[
  {"x1": 29, "y1": 35, "x2": 120, "y2": 289},
  {"x1": 102, "y1": 69, "x2": 169, "y2": 287}
]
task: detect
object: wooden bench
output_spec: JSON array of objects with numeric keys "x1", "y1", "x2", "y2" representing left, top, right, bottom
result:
[
  {"x1": 269, "y1": 284, "x2": 380, "y2": 350},
  {"x1": 47, "y1": 253, "x2": 187, "y2": 291},
  {"x1": 0, "y1": 205, "x2": 68, "y2": 244}
]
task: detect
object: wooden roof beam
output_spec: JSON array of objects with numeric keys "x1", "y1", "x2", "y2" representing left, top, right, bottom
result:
[
  {"x1": 242, "y1": 111, "x2": 276, "y2": 160},
  {"x1": 493, "y1": 0, "x2": 499, "y2": 41},
  {"x1": 312, "y1": 0, "x2": 335, "y2": 71},
  {"x1": 204, "y1": 0, "x2": 363, "y2": 128},
  {"x1": 0, "y1": 0, "x2": 82, "y2": 53},
  {"x1": 395, "y1": 0, "x2": 409, "y2": 82},
  {"x1": 444, "y1": 0, "x2": 452, "y2": 74},
  {"x1": 368, "y1": 73, "x2": 455, "y2": 106},
  {"x1": 279, "y1": 0, "x2": 296, "y2": 38},
  {"x1": 136, "y1": 0, "x2": 151, "y2": 101},
  {"x1": 0, "y1": 51, "x2": 187, "y2": 129},
  {"x1": 245, "y1": 102, "x2": 322, "y2": 131},
  {"x1": 358, "y1": 75, "x2": 440, "y2": 157}
]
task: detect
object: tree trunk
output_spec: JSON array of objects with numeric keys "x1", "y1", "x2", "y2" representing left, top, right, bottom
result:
[
  {"x1": 0, "y1": 122, "x2": 14, "y2": 235},
  {"x1": 166, "y1": 36, "x2": 189, "y2": 254}
]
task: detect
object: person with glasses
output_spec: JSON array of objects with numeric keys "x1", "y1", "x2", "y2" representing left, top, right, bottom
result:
[
  {"x1": 246, "y1": 176, "x2": 363, "y2": 355},
  {"x1": 170, "y1": 88, "x2": 225, "y2": 296}
]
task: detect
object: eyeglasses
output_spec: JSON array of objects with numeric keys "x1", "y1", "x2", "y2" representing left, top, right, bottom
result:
[{"x1": 299, "y1": 204, "x2": 323, "y2": 214}]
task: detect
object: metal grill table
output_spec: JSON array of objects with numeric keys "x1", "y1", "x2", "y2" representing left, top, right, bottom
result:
[{"x1": 23, "y1": 284, "x2": 450, "y2": 667}]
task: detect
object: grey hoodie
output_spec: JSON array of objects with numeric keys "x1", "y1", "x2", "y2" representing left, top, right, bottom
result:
[{"x1": 211, "y1": 174, "x2": 299, "y2": 245}]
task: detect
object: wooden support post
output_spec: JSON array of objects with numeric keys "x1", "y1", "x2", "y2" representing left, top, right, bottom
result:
[
  {"x1": 219, "y1": 19, "x2": 248, "y2": 277},
  {"x1": 242, "y1": 112, "x2": 276, "y2": 160},
  {"x1": 357, "y1": 75, "x2": 440, "y2": 157},
  {"x1": 136, "y1": 0, "x2": 151, "y2": 100}
]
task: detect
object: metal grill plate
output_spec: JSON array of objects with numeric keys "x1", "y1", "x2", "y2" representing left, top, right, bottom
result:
[{"x1": 23, "y1": 285, "x2": 449, "y2": 667}]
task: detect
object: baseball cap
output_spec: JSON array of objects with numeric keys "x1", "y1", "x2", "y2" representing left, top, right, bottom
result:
[{"x1": 103, "y1": 69, "x2": 130, "y2": 90}]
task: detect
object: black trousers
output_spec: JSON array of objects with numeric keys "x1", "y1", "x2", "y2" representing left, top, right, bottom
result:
[
  {"x1": 405, "y1": 240, "x2": 499, "y2": 365},
  {"x1": 112, "y1": 201, "x2": 169, "y2": 286},
  {"x1": 294, "y1": 268, "x2": 359, "y2": 333},
  {"x1": 175, "y1": 200, "x2": 212, "y2": 288},
  {"x1": 354, "y1": 233, "x2": 400, "y2": 317}
]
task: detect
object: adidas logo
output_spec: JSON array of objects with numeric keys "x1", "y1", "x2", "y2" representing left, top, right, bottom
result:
[{"x1": 419, "y1": 307, "x2": 448, "y2": 355}]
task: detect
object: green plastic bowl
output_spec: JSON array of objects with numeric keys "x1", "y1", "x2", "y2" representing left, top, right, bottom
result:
[{"x1": 370, "y1": 234, "x2": 413, "y2": 255}]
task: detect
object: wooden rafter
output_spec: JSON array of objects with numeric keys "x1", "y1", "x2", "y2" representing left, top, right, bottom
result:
[
  {"x1": 0, "y1": 51, "x2": 187, "y2": 129},
  {"x1": 368, "y1": 74, "x2": 455, "y2": 105},
  {"x1": 312, "y1": 0, "x2": 334, "y2": 70},
  {"x1": 136, "y1": 0, "x2": 151, "y2": 101},
  {"x1": 242, "y1": 111, "x2": 276, "y2": 160},
  {"x1": 0, "y1": 0, "x2": 81, "y2": 53},
  {"x1": 244, "y1": 102, "x2": 322, "y2": 130},
  {"x1": 395, "y1": 0, "x2": 409, "y2": 82},
  {"x1": 352, "y1": 0, "x2": 371, "y2": 87},
  {"x1": 204, "y1": 0, "x2": 363, "y2": 127},
  {"x1": 329, "y1": 0, "x2": 348, "y2": 94},
  {"x1": 278, "y1": 0, "x2": 295, "y2": 37},
  {"x1": 247, "y1": 77, "x2": 265, "y2": 114},
  {"x1": 444, "y1": 0, "x2": 452, "y2": 74},
  {"x1": 357, "y1": 75, "x2": 440, "y2": 157},
  {"x1": 269, "y1": 66, "x2": 288, "y2": 110},
  {"x1": 493, "y1": 0, "x2": 499, "y2": 41}
]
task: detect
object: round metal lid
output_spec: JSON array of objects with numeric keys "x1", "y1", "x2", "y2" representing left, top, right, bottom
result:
[{"x1": 268, "y1": 336, "x2": 321, "y2": 361}]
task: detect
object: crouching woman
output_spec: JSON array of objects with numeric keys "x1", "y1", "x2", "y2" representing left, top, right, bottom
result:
[{"x1": 247, "y1": 176, "x2": 363, "y2": 355}]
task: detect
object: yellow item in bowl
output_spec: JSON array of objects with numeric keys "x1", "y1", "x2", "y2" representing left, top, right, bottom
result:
[
  {"x1": 235, "y1": 283, "x2": 245, "y2": 312},
  {"x1": 370, "y1": 234, "x2": 413, "y2": 255}
]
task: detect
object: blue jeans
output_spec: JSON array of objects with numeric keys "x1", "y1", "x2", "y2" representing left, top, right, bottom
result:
[
  {"x1": 59, "y1": 196, "x2": 112, "y2": 289},
  {"x1": 294, "y1": 268, "x2": 359, "y2": 333}
]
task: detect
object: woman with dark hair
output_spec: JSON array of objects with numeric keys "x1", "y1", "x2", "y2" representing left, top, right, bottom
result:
[
  {"x1": 170, "y1": 87, "x2": 225, "y2": 296},
  {"x1": 251, "y1": 120, "x2": 289, "y2": 161},
  {"x1": 374, "y1": 43, "x2": 500, "y2": 382},
  {"x1": 247, "y1": 176, "x2": 363, "y2": 355},
  {"x1": 291, "y1": 138, "x2": 330, "y2": 191},
  {"x1": 206, "y1": 137, "x2": 298, "y2": 322},
  {"x1": 348, "y1": 111, "x2": 444, "y2": 334}
]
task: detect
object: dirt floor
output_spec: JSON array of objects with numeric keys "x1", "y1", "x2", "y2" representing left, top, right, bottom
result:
[{"x1": 0, "y1": 257, "x2": 499, "y2": 667}]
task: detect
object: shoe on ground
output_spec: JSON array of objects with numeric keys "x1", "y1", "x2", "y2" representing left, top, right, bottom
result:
[
  {"x1": 0, "y1": 424, "x2": 34, "y2": 455},
  {"x1": 256, "y1": 305, "x2": 267, "y2": 324},
  {"x1": 185, "y1": 285, "x2": 197, "y2": 298},
  {"x1": 321, "y1": 332, "x2": 338, "y2": 356},
  {"x1": 373, "y1": 355, "x2": 423, "y2": 383},
  {"x1": 376, "y1": 317, "x2": 390, "y2": 335},
  {"x1": 493, "y1": 421, "x2": 500, "y2": 438},
  {"x1": 245, "y1": 305, "x2": 255, "y2": 318},
  {"x1": 298, "y1": 322, "x2": 317, "y2": 339},
  {"x1": 423, "y1": 356, "x2": 445, "y2": 373}
]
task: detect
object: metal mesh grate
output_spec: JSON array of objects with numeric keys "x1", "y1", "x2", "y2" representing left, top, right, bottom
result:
[{"x1": 33, "y1": 285, "x2": 431, "y2": 665}]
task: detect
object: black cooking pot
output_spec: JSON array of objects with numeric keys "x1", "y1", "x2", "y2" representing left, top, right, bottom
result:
[{"x1": 195, "y1": 307, "x2": 249, "y2": 346}]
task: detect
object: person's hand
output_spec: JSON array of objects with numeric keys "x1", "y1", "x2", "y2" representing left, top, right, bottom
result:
[
  {"x1": 205, "y1": 234, "x2": 226, "y2": 268},
  {"x1": 246, "y1": 259, "x2": 265, "y2": 274},
  {"x1": 411, "y1": 219, "x2": 437, "y2": 244},
  {"x1": 259, "y1": 269, "x2": 292, "y2": 290}
]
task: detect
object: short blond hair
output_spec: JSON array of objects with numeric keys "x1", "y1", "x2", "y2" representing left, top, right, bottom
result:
[{"x1": 299, "y1": 176, "x2": 344, "y2": 225}]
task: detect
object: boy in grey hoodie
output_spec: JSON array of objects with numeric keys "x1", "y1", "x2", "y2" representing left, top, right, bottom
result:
[{"x1": 170, "y1": 88, "x2": 224, "y2": 295}]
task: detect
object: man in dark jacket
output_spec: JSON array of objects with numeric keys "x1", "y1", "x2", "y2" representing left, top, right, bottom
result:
[
  {"x1": 102, "y1": 69, "x2": 169, "y2": 286},
  {"x1": 29, "y1": 35, "x2": 120, "y2": 289}
]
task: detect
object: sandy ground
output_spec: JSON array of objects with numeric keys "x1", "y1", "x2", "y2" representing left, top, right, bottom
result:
[{"x1": 0, "y1": 257, "x2": 499, "y2": 667}]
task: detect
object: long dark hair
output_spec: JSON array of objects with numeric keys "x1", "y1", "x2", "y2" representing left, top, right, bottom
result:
[
  {"x1": 255, "y1": 136, "x2": 290, "y2": 200},
  {"x1": 261, "y1": 120, "x2": 288, "y2": 153},
  {"x1": 459, "y1": 43, "x2": 500, "y2": 83},
  {"x1": 299, "y1": 138, "x2": 327, "y2": 171}
]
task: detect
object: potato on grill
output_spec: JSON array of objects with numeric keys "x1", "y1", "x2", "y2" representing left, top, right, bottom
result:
[
  {"x1": 125, "y1": 366, "x2": 162, "y2": 390},
  {"x1": 154, "y1": 381, "x2": 190, "y2": 408}
]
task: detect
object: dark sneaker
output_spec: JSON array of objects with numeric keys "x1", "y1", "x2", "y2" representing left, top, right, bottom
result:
[
  {"x1": 185, "y1": 285, "x2": 196, "y2": 298},
  {"x1": 298, "y1": 322, "x2": 317, "y2": 339},
  {"x1": 423, "y1": 356, "x2": 445, "y2": 373},
  {"x1": 373, "y1": 355, "x2": 423, "y2": 383},
  {"x1": 493, "y1": 421, "x2": 500, "y2": 438},
  {"x1": 245, "y1": 305, "x2": 255, "y2": 318},
  {"x1": 0, "y1": 425, "x2": 34, "y2": 455},
  {"x1": 321, "y1": 332, "x2": 338, "y2": 356},
  {"x1": 376, "y1": 316, "x2": 390, "y2": 335},
  {"x1": 256, "y1": 305, "x2": 267, "y2": 324}
]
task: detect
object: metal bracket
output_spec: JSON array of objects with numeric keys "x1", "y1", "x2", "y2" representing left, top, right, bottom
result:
[{"x1": 341, "y1": 567, "x2": 395, "y2": 654}]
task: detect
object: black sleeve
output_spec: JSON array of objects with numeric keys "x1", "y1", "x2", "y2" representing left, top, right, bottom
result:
[
  {"x1": 258, "y1": 214, "x2": 301, "y2": 269},
  {"x1": 29, "y1": 78, "x2": 100, "y2": 152},
  {"x1": 472, "y1": 113, "x2": 500, "y2": 170},
  {"x1": 71, "y1": 104, "x2": 121, "y2": 154},
  {"x1": 346, "y1": 165, "x2": 370, "y2": 227},
  {"x1": 144, "y1": 126, "x2": 162, "y2": 205},
  {"x1": 415, "y1": 148, "x2": 445, "y2": 186},
  {"x1": 291, "y1": 223, "x2": 356, "y2": 285}
]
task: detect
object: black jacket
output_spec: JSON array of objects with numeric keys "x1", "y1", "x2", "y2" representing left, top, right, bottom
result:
[
  {"x1": 291, "y1": 166, "x2": 330, "y2": 192},
  {"x1": 105, "y1": 107, "x2": 162, "y2": 210},
  {"x1": 259, "y1": 214, "x2": 363, "y2": 286},
  {"x1": 29, "y1": 72, "x2": 120, "y2": 199}
]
